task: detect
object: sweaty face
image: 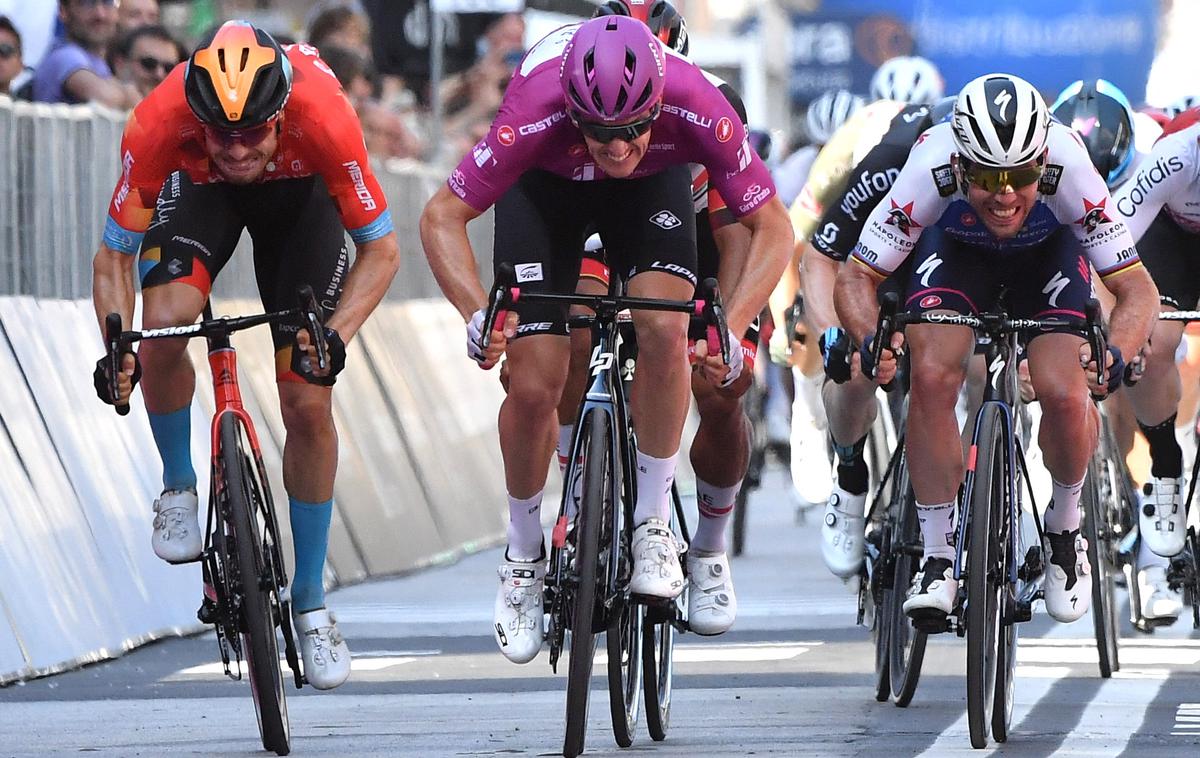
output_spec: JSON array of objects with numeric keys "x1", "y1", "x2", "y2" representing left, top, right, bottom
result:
[
  {"x1": 203, "y1": 123, "x2": 279, "y2": 185},
  {"x1": 960, "y1": 158, "x2": 1043, "y2": 240},
  {"x1": 583, "y1": 129, "x2": 653, "y2": 178}
]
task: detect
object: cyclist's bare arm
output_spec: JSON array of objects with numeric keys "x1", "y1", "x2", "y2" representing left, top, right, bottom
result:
[
  {"x1": 767, "y1": 236, "x2": 801, "y2": 335},
  {"x1": 725, "y1": 196, "x2": 793, "y2": 337},
  {"x1": 420, "y1": 185, "x2": 488, "y2": 319},
  {"x1": 64, "y1": 69, "x2": 139, "y2": 110},
  {"x1": 92, "y1": 242, "x2": 136, "y2": 336},
  {"x1": 324, "y1": 231, "x2": 401, "y2": 343},
  {"x1": 834, "y1": 259, "x2": 885, "y2": 345},
  {"x1": 712, "y1": 221, "x2": 751, "y2": 297},
  {"x1": 799, "y1": 242, "x2": 840, "y2": 334},
  {"x1": 1098, "y1": 265, "x2": 1159, "y2": 362}
]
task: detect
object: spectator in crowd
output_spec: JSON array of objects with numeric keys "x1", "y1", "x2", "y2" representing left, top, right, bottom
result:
[
  {"x1": 111, "y1": 23, "x2": 181, "y2": 100},
  {"x1": 441, "y1": 13, "x2": 524, "y2": 159},
  {"x1": 0, "y1": 0, "x2": 56, "y2": 70},
  {"x1": 0, "y1": 15, "x2": 22, "y2": 95},
  {"x1": 32, "y1": 0, "x2": 138, "y2": 107},
  {"x1": 116, "y1": 0, "x2": 157, "y2": 37},
  {"x1": 308, "y1": 4, "x2": 371, "y2": 61},
  {"x1": 321, "y1": 43, "x2": 423, "y2": 159}
]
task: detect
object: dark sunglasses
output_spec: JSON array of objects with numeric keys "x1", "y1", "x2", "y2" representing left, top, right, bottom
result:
[
  {"x1": 571, "y1": 103, "x2": 661, "y2": 144},
  {"x1": 137, "y1": 56, "x2": 176, "y2": 75},
  {"x1": 203, "y1": 121, "x2": 276, "y2": 149},
  {"x1": 0, "y1": 43, "x2": 18, "y2": 59},
  {"x1": 959, "y1": 157, "x2": 1044, "y2": 193}
]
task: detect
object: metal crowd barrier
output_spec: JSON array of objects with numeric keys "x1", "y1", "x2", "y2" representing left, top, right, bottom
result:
[{"x1": 0, "y1": 96, "x2": 495, "y2": 301}]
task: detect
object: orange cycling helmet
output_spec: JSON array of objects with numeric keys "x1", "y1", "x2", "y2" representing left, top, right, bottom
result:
[{"x1": 184, "y1": 20, "x2": 293, "y2": 130}]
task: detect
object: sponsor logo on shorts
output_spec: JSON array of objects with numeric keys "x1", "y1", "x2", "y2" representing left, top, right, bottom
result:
[
  {"x1": 1075, "y1": 197, "x2": 1112, "y2": 234},
  {"x1": 516, "y1": 321, "x2": 553, "y2": 334},
  {"x1": 170, "y1": 235, "x2": 210, "y2": 257},
  {"x1": 167, "y1": 258, "x2": 183, "y2": 276},
  {"x1": 715, "y1": 117, "x2": 734, "y2": 143},
  {"x1": 342, "y1": 160, "x2": 378, "y2": 211},
  {"x1": 497, "y1": 125, "x2": 516, "y2": 146},
  {"x1": 919, "y1": 295, "x2": 942, "y2": 309},
  {"x1": 515, "y1": 263, "x2": 543, "y2": 282},
  {"x1": 885, "y1": 200, "x2": 922, "y2": 237},
  {"x1": 650, "y1": 210, "x2": 682, "y2": 229},
  {"x1": 649, "y1": 261, "x2": 697, "y2": 284}
]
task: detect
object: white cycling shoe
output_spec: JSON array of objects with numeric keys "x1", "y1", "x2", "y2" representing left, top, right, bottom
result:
[
  {"x1": 151, "y1": 488, "x2": 202, "y2": 563},
  {"x1": 294, "y1": 607, "x2": 351, "y2": 690},
  {"x1": 687, "y1": 551, "x2": 736, "y2": 636},
  {"x1": 629, "y1": 518, "x2": 685, "y2": 600},
  {"x1": 1043, "y1": 529, "x2": 1092, "y2": 622},
  {"x1": 1140, "y1": 476, "x2": 1186, "y2": 557},
  {"x1": 903, "y1": 556, "x2": 957, "y2": 619},
  {"x1": 1138, "y1": 564, "x2": 1183, "y2": 623},
  {"x1": 820, "y1": 486, "x2": 866, "y2": 579},
  {"x1": 493, "y1": 554, "x2": 546, "y2": 664}
]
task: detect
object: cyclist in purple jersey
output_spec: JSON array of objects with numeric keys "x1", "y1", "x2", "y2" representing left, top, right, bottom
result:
[{"x1": 421, "y1": 16, "x2": 792, "y2": 663}]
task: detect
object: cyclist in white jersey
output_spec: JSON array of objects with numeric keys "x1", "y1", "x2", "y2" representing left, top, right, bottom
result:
[
  {"x1": 836, "y1": 73, "x2": 1158, "y2": 624},
  {"x1": 1110, "y1": 106, "x2": 1200, "y2": 624}
]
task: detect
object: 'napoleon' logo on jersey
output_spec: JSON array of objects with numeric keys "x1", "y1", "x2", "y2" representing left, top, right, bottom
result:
[
  {"x1": 1075, "y1": 197, "x2": 1113, "y2": 234},
  {"x1": 885, "y1": 200, "x2": 922, "y2": 237},
  {"x1": 715, "y1": 117, "x2": 734, "y2": 143}
]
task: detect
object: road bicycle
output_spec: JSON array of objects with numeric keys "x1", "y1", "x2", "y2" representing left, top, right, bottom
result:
[
  {"x1": 870, "y1": 293, "x2": 1106, "y2": 749},
  {"x1": 481, "y1": 263, "x2": 730, "y2": 757},
  {"x1": 104, "y1": 287, "x2": 329, "y2": 756}
]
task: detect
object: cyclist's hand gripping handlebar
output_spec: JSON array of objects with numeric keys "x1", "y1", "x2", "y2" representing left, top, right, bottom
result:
[
  {"x1": 865, "y1": 292, "x2": 901, "y2": 392},
  {"x1": 104, "y1": 313, "x2": 131, "y2": 416},
  {"x1": 296, "y1": 285, "x2": 329, "y2": 372},
  {"x1": 1082, "y1": 298, "x2": 1130, "y2": 400},
  {"x1": 482, "y1": 263, "x2": 518, "y2": 350},
  {"x1": 698, "y1": 277, "x2": 732, "y2": 366}
]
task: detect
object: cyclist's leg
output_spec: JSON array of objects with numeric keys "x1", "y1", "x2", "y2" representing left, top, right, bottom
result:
[
  {"x1": 139, "y1": 172, "x2": 242, "y2": 561},
  {"x1": 243, "y1": 175, "x2": 353, "y2": 688},
  {"x1": 1015, "y1": 228, "x2": 1095, "y2": 622},
  {"x1": 1126, "y1": 212, "x2": 1193, "y2": 561},
  {"x1": 602, "y1": 165, "x2": 696, "y2": 599},
  {"x1": 901, "y1": 227, "x2": 989, "y2": 618}
]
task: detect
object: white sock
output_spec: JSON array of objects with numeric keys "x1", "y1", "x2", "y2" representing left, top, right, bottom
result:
[
  {"x1": 556, "y1": 424, "x2": 573, "y2": 472},
  {"x1": 506, "y1": 490, "x2": 544, "y2": 561},
  {"x1": 692, "y1": 478, "x2": 740, "y2": 554},
  {"x1": 634, "y1": 449, "x2": 677, "y2": 525},
  {"x1": 916, "y1": 500, "x2": 956, "y2": 561},
  {"x1": 1045, "y1": 476, "x2": 1084, "y2": 533}
]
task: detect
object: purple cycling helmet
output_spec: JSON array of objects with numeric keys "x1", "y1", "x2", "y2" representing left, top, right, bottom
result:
[{"x1": 560, "y1": 15, "x2": 666, "y2": 123}]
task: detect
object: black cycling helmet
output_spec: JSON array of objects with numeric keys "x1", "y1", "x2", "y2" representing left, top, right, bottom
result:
[
  {"x1": 184, "y1": 20, "x2": 293, "y2": 130},
  {"x1": 594, "y1": 0, "x2": 688, "y2": 56},
  {"x1": 1050, "y1": 79, "x2": 1135, "y2": 188}
]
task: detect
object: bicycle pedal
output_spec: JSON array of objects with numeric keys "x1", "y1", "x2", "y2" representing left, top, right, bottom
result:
[
  {"x1": 196, "y1": 596, "x2": 219, "y2": 625},
  {"x1": 908, "y1": 609, "x2": 952, "y2": 634}
]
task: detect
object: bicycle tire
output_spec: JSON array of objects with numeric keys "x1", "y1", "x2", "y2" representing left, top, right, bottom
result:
[
  {"x1": 642, "y1": 609, "x2": 674, "y2": 741},
  {"x1": 563, "y1": 415, "x2": 608, "y2": 758},
  {"x1": 220, "y1": 413, "x2": 290, "y2": 756},
  {"x1": 888, "y1": 458, "x2": 927, "y2": 707},
  {"x1": 606, "y1": 600, "x2": 643, "y2": 747},
  {"x1": 992, "y1": 466, "x2": 1023, "y2": 744},
  {"x1": 732, "y1": 483, "x2": 748, "y2": 557},
  {"x1": 966, "y1": 405, "x2": 1005, "y2": 750},
  {"x1": 1082, "y1": 457, "x2": 1119, "y2": 678},
  {"x1": 872, "y1": 573, "x2": 891, "y2": 703}
]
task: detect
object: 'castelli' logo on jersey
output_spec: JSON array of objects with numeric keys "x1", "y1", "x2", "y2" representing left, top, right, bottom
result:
[
  {"x1": 920, "y1": 295, "x2": 943, "y2": 309},
  {"x1": 885, "y1": 200, "x2": 922, "y2": 237},
  {"x1": 497, "y1": 125, "x2": 516, "y2": 146},
  {"x1": 1075, "y1": 197, "x2": 1113, "y2": 234},
  {"x1": 569, "y1": 143, "x2": 587, "y2": 157},
  {"x1": 715, "y1": 117, "x2": 733, "y2": 143}
]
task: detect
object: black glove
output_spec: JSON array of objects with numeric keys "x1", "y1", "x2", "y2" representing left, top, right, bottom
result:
[
  {"x1": 94, "y1": 352, "x2": 141, "y2": 405},
  {"x1": 820, "y1": 327, "x2": 852, "y2": 383},
  {"x1": 1103, "y1": 345, "x2": 1125, "y2": 395},
  {"x1": 292, "y1": 327, "x2": 346, "y2": 386},
  {"x1": 858, "y1": 335, "x2": 879, "y2": 380}
]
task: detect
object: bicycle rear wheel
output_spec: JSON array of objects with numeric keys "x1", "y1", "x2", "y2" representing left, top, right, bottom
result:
[
  {"x1": 1082, "y1": 458, "x2": 1119, "y2": 677},
  {"x1": 606, "y1": 600, "x2": 643, "y2": 747},
  {"x1": 220, "y1": 413, "x2": 290, "y2": 756},
  {"x1": 563, "y1": 415, "x2": 609, "y2": 758},
  {"x1": 966, "y1": 406, "x2": 1005, "y2": 750},
  {"x1": 888, "y1": 458, "x2": 927, "y2": 707},
  {"x1": 642, "y1": 606, "x2": 675, "y2": 741}
]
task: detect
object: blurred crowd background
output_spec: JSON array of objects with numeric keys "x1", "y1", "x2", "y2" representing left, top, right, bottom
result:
[{"x1": 0, "y1": 1, "x2": 1195, "y2": 170}]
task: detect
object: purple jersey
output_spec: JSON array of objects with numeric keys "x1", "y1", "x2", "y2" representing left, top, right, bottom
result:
[{"x1": 449, "y1": 24, "x2": 775, "y2": 219}]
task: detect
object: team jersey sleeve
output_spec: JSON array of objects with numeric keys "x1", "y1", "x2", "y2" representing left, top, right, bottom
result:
[
  {"x1": 1110, "y1": 128, "x2": 1193, "y2": 243},
  {"x1": 1050, "y1": 131, "x2": 1142, "y2": 280},
  {"x1": 849, "y1": 127, "x2": 950, "y2": 277},
  {"x1": 103, "y1": 102, "x2": 177, "y2": 254},
  {"x1": 811, "y1": 142, "x2": 907, "y2": 262}
]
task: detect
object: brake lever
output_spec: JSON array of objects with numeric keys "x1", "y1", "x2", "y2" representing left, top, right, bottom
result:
[
  {"x1": 698, "y1": 278, "x2": 732, "y2": 365},
  {"x1": 296, "y1": 285, "x2": 328, "y2": 372},
  {"x1": 1084, "y1": 298, "x2": 1108, "y2": 402},
  {"x1": 483, "y1": 263, "x2": 518, "y2": 350},
  {"x1": 873, "y1": 292, "x2": 899, "y2": 393},
  {"x1": 105, "y1": 312, "x2": 130, "y2": 416}
]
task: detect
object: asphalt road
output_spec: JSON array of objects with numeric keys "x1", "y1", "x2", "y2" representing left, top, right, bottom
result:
[{"x1": 2, "y1": 465, "x2": 1198, "y2": 757}]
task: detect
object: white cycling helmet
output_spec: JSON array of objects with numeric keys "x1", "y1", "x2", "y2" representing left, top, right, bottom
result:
[
  {"x1": 869, "y1": 56, "x2": 944, "y2": 104},
  {"x1": 952, "y1": 73, "x2": 1050, "y2": 167},
  {"x1": 805, "y1": 89, "x2": 865, "y2": 145},
  {"x1": 1164, "y1": 94, "x2": 1200, "y2": 119}
]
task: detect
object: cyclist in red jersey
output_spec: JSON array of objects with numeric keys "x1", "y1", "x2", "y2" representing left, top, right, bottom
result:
[{"x1": 91, "y1": 21, "x2": 400, "y2": 690}]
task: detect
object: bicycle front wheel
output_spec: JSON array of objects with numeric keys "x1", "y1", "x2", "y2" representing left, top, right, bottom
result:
[
  {"x1": 1082, "y1": 457, "x2": 1120, "y2": 677},
  {"x1": 966, "y1": 405, "x2": 1006, "y2": 750},
  {"x1": 220, "y1": 413, "x2": 290, "y2": 756},
  {"x1": 563, "y1": 415, "x2": 610, "y2": 758}
]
